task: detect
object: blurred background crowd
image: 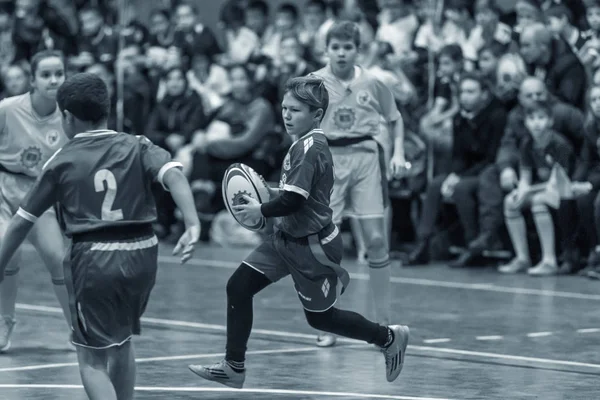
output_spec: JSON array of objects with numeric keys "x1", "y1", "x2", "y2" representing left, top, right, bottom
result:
[{"x1": 4, "y1": 0, "x2": 600, "y2": 278}]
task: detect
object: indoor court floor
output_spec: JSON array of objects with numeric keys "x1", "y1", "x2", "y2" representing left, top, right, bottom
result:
[{"x1": 0, "y1": 242, "x2": 599, "y2": 399}]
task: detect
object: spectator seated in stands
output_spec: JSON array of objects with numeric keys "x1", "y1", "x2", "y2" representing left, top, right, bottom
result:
[
  {"x1": 298, "y1": 0, "x2": 327, "y2": 54},
  {"x1": 178, "y1": 64, "x2": 275, "y2": 215},
  {"x1": 413, "y1": 0, "x2": 471, "y2": 56},
  {"x1": 520, "y1": 22, "x2": 587, "y2": 109},
  {"x1": 261, "y1": 2, "x2": 301, "y2": 66},
  {"x1": 76, "y1": 6, "x2": 118, "y2": 66},
  {"x1": 186, "y1": 53, "x2": 231, "y2": 116},
  {"x1": 499, "y1": 100, "x2": 580, "y2": 277},
  {"x1": 145, "y1": 66, "x2": 208, "y2": 239},
  {"x1": 0, "y1": 63, "x2": 29, "y2": 100},
  {"x1": 219, "y1": 1, "x2": 261, "y2": 66},
  {"x1": 407, "y1": 72, "x2": 507, "y2": 266},
  {"x1": 148, "y1": 8, "x2": 175, "y2": 48},
  {"x1": 172, "y1": 2, "x2": 221, "y2": 65},
  {"x1": 464, "y1": 77, "x2": 585, "y2": 267},
  {"x1": 419, "y1": 44, "x2": 463, "y2": 161},
  {"x1": 375, "y1": 0, "x2": 419, "y2": 63}
]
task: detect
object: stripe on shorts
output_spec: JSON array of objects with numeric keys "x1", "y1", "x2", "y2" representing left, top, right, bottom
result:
[{"x1": 90, "y1": 235, "x2": 158, "y2": 252}]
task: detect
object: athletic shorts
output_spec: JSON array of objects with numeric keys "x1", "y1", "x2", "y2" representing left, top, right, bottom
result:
[
  {"x1": 244, "y1": 223, "x2": 350, "y2": 312},
  {"x1": 329, "y1": 141, "x2": 389, "y2": 224},
  {"x1": 65, "y1": 225, "x2": 159, "y2": 349}
]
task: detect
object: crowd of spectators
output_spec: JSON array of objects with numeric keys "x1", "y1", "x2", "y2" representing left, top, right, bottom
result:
[{"x1": 4, "y1": 0, "x2": 600, "y2": 279}]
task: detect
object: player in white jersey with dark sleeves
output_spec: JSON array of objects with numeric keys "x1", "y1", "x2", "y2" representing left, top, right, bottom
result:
[
  {"x1": 0, "y1": 50, "x2": 72, "y2": 352},
  {"x1": 310, "y1": 21, "x2": 408, "y2": 347}
]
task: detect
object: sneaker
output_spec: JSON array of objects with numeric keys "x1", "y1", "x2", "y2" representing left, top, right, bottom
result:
[
  {"x1": 527, "y1": 261, "x2": 558, "y2": 276},
  {"x1": 188, "y1": 360, "x2": 245, "y2": 389},
  {"x1": 382, "y1": 325, "x2": 410, "y2": 382},
  {"x1": 316, "y1": 333, "x2": 337, "y2": 347},
  {"x1": 0, "y1": 316, "x2": 16, "y2": 353},
  {"x1": 498, "y1": 258, "x2": 530, "y2": 274}
]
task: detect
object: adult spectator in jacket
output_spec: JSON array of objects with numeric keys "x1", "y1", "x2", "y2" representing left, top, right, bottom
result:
[
  {"x1": 407, "y1": 73, "x2": 507, "y2": 265},
  {"x1": 520, "y1": 23, "x2": 587, "y2": 109},
  {"x1": 453, "y1": 77, "x2": 585, "y2": 267}
]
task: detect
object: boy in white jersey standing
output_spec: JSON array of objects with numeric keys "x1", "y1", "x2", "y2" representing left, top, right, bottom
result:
[
  {"x1": 0, "y1": 50, "x2": 72, "y2": 352},
  {"x1": 311, "y1": 21, "x2": 407, "y2": 347}
]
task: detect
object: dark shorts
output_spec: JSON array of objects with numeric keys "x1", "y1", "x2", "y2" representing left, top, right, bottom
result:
[
  {"x1": 244, "y1": 224, "x2": 350, "y2": 312},
  {"x1": 65, "y1": 225, "x2": 159, "y2": 349}
]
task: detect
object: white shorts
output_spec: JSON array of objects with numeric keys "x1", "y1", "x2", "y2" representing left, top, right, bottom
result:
[{"x1": 329, "y1": 143, "x2": 388, "y2": 224}]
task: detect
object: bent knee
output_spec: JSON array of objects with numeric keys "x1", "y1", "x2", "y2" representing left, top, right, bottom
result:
[{"x1": 304, "y1": 308, "x2": 334, "y2": 330}]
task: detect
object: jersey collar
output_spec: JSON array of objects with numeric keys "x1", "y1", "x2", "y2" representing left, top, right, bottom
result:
[
  {"x1": 299, "y1": 128, "x2": 323, "y2": 141},
  {"x1": 74, "y1": 130, "x2": 118, "y2": 139}
]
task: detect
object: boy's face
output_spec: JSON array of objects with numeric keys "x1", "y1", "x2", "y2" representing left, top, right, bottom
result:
[
  {"x1": 438, "y1": 54, "x2": 458, "y2": 78},
  {"x1": 245, "y1": 9, "x2": 267, "y2": 34},
  {"x1": 281, "y1": 92, "x2": 321, "y2": 137},
  {"x1": 304, "y1": 4, "x2": 325, "y2": 30},
  {"x1": 525, "y1": 109, "x2": 553, "y2": 142},
  {"x1": 547, "y1": 15, "x2": 567, "y2": 36},
  {"x1": 326, "y1": 38, "x2": 358, "y2": 77},
  {"x1": 275, "y1": 11, "x2": 296, "y2": 31},
  {"x1": 459, "y1": 79, "x2": 484, "y2": 112},
  {"x1": 478, "y1": 50, "x2": 497, "y2": 78},
  {"x1": 79, "y1": 10, "x2": 103, "y2": 37},
  {"x1": 588, "y1": 7, "x2": 600, "y2": 31}
]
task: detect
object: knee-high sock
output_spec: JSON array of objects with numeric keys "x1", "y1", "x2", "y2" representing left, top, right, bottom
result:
[{"x1": 532, "y1": 204, "x2": 556, "y2": 265}]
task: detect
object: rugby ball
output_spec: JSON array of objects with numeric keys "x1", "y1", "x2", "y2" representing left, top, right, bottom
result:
[{"x1": 222, "y1": 163, "x2": 271, "y2": 231}]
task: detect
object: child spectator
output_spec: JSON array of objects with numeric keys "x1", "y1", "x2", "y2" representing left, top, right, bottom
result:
[
  {"x1": 187, "y1": 53, "x2": 231, "y2": 115},
  {"x1": 414, "y1": 0, "x2": 472, "y2": 56},
  {"x1": 0, "y1": 64, "x2": 29, "y2": 99},
  {"x1": 545, "y1": 3, "x2": 588, "y2": 54},
  {"x1": 245, "y1": 0, "x2": 270, "y2": 41},
  {"x1": 299, "y1": 0, "x2": 327, "y2": 51},
  {"x1": 261, "y1": 3, "x2": 300, "y2": 66},
  {"x1": 219, "y1": 1, "x2": 261, "y2": 65},
  {"x1": 172, "y1": 2, "x2": 221, "y2": 63},
  {"x1": 148, "y1": 8, "x2": 175, "y2": 49},
  {"x1": 499, "y1": 100, "x2": 577, "y2": 276},
  {"x1": 76, "y1": 6, "x2": 118, "y2": 65},
  {"x1": 375, "y1": 0, "x2": 420, "y2": 59}
]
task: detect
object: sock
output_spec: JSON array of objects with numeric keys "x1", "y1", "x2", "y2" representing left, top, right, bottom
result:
[
  {"x1": 383, "y1": 328, "x2": 395, "y2": 348},
  {"x1": 505, "y1": 212, "x2": 530, "y2": 262},
  {"x1": 226, "y1": 359, "x2": 245, "y2": 373},
  {"x1": 368, "y1": 257, "x2": 391, "y2": 325},
  {"x1": 532, "y1": 205, "x2": 556, "y2": 265}
]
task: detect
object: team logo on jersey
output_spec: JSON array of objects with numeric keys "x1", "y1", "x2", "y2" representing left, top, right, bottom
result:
[
  {"x1": 20, "y1": 146, "x2": 42, "y2": 169},
  {"x1": 46, "y1": 130, "x2": 60, "y2": 147},
  {"x1": 333, "y1": 107, "x2": 356, "y2": 131},
  {"x1": 356, "y1": 90, "x2": 371, "y2": 106},
  {"x1": 279, "y1": 173, "x2": 287, "y2": 189},
  {"x1": 283, "y1": 153, "x2": 291, "y2": 171}
]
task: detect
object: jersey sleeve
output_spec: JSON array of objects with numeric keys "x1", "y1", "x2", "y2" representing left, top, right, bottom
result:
[
  {"x1": 17, "y1": 164, "x2": 59, "y2": 223},
  {"x1": 282, "y1": 137, "x2": 319, "y2": 199},
  {"x1": 137, "y1": 135, "x2": 183, "y2": 191},
  {"x1": 374, "y1": 77, "x2": 401, "y2": 123}
]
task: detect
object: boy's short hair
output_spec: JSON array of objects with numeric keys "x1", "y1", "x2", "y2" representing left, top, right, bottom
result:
[
  {"x1": 525, "y1": 99, "x2": 554, "y2": 118},
  {"x1": 278, "y1": 2, "x2": 299, "y2": 20},
  {"x1": 248, "y1": 0, "x2": 269, "y2": 15},
  {"x1": 284, "y1": 77, "x2": 329, "y2": 117},
  {"x1": 545, "y1": 4, "x2": 574, "y2": 23},
  {"x1": 326, "y1": 21, "x2": 361, "y2": 48},
  {"x1": 459, "y1": 71, "x2": 489, "y2": 91},
  {"x1": 438, "y1": 44, "x2": 463, "y2": 63},
  {"x1": 57, "y1": 73, "x2": 110, "y2": 124}
]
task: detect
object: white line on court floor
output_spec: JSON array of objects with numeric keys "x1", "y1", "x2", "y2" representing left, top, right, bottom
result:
[
  {"x1": 12, "y1": 303, "x2": 600, "y2": 372},
  {"x1": 20, "y1": 245, "x2": 600, "y2": 300},
  {"x1": 157, "y1": 255, "x2": 600, "y2": 301},
  {"x1": 0, "y1": 385, "x2": 455, "y2": 400},
  {"x1": 0, "y1": 345, "x2": 367, "y2": 373}
]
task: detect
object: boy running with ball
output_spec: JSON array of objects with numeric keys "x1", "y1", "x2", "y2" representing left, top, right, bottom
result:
[{"x1": 188, "y1": 76, "x2": 409, "y2": 388}]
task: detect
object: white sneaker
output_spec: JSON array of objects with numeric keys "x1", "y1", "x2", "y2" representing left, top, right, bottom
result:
[
  {"x1": 528, "y1": 261, "x2": 558, "y2": 276},
  {"x1": 189, "y1": 360, "x2": 246, "y2": 389},
  {"x1": 0, "y1": 316, "x2": 16, "y2": 353},
  {"x1": 316, "y1": 333, "x2": 337, "y2": 347},
  {"x1": 382, "y1": 325, "x2": 410, "y2": 382}
]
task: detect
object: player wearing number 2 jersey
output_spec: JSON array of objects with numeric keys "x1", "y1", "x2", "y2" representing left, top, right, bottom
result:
[
  {"x1": 0, "y1": 50, "x2": 72, "y2": 353},
  {"x1": 0, "y1": 73, "x2": 200, "y2": 400}
]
